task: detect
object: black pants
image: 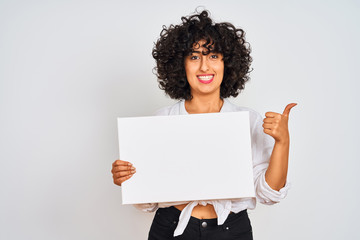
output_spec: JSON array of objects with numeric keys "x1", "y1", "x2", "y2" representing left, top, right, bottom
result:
[{"x1": 148, "y1": 206, "x2": 253, "y2": 240}]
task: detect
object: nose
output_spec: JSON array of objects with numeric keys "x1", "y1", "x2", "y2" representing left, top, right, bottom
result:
[{"x1": 200, "y1": 57, "x2": 209, "y2": 72}]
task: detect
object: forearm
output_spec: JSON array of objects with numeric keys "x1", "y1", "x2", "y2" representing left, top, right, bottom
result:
[{"x1": 265, "y1": 138, "x2": 290, "y2": 191}]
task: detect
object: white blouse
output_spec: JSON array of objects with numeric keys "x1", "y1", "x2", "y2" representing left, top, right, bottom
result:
[{"x1": 133, "y1": 99, "x2": 290, "y2": 237}]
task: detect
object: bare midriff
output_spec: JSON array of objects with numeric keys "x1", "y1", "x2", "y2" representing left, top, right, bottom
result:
[{"x1": 174, "y1": 203, "x2": 217, "y2": 219}]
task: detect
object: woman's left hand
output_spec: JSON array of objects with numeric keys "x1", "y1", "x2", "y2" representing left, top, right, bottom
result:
[{"x1": 262, "y1": 103, "x2": 297, "y2": 144}]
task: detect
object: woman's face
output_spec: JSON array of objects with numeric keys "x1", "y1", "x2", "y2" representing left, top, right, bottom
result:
[{"x1": 184, "y1": 40, "x2": 224, "y2": 98}]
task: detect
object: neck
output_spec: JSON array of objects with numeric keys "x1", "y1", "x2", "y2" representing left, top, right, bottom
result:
[{"x1": 185, "y1": 93, "x2": 224, "y2": 114}]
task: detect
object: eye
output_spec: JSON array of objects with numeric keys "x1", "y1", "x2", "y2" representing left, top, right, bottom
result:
[
  {"x1": 190, "y1": 55, "x2": 199, "y2": 60},
  {"x1": 210, "y1": 54, "x2": 219, "y2": 59}
]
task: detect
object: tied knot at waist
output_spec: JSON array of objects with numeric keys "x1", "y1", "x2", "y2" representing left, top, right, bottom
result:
[{"x1": 173, "y1": 200, "x2": 232, "y2": 237}]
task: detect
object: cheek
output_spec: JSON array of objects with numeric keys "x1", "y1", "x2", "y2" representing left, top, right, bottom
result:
[
  {"x1": 215, "y1": 64, "x2": 224, "y2": 76},
  {"x1": 185, "y1": 66, "x2": 198, "y2": 79},
  {"x1": 215, "y1": 64, "x2": 224, "y2": 83}
]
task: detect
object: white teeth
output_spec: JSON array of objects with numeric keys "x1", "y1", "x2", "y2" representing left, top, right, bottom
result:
[{"x1": 197, "y1": 75, "x2": 214, "y2": 80}]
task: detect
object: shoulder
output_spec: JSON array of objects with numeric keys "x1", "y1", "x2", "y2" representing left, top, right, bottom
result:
[{"x1": 153, "y1": 100, "x2": 183, "y2": 116}]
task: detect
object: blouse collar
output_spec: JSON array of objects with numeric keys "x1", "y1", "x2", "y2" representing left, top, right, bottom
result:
[{"x1": 179, "y1": 99, "x2": 231, "y2": 115}]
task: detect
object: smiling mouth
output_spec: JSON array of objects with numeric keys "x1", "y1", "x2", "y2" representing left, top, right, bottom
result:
[{"x1": 197, "y1": 74, "x2": 214, "y2": 84}]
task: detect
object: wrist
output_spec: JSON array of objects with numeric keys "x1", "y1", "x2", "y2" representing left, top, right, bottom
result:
[{"x1": 275, "y1": 137, "x2": 290, "y2": 146}]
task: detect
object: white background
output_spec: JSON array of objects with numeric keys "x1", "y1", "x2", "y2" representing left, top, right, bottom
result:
[{"x1": 0, "y1": 0, "x2": 359, "y2": 239}]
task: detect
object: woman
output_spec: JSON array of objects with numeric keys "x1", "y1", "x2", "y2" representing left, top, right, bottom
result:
[{"x1": 111, "y1": 10, "x2": 296, "y2": 240}]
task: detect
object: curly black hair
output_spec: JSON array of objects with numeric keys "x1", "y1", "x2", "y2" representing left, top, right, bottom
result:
[{"x1": 152, "y1": 10, "x2": 252, "y2": 100}]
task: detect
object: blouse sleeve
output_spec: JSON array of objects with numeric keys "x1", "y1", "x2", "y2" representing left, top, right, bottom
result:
[
  {"x1": 251, "y1": 112, "x2": 291, "y2": 205},
  {"x1": 132, "y1": 203, "x2": 159, "y2": 212}
]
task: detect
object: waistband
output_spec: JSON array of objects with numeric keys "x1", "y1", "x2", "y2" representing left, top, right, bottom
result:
[{"x1": 164, "y1": 206, "x2": 247, "y2": 228}]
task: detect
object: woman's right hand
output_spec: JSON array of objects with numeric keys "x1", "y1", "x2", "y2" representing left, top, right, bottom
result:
[{"x1": 111, "y1": 160, "x2": 136, "y2": 186}]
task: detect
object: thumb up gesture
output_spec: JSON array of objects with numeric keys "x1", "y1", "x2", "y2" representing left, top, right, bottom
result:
[{"x1": 263, "y1": 103, "x2": 297, "y2": 143}]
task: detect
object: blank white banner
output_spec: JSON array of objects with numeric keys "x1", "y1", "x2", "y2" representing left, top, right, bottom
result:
[{"x1": 117, "y1": 111, "x2": 254, "y2": 204}]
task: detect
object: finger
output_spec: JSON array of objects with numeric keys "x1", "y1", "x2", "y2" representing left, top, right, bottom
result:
[
  {"x1": 111, "y1": 161, "x2": 134, "y2": 174},
  {"x1": 113, "y1": 165, "x2": 136, "y2": 173},
  {"x1": 113, "y1": 160, "x2": 130, "y2": 166},
  {"x1": 263, "y1": 118, "x2": 274, "y2": 123},
  {"x1": 282, "y1": 103, "x2": 297, "y2": 117},
  {"x1": 113, "y1": 178, "x2": 122, "y2": 186},
  {"x1": 262, "y1": 123, "x2": 273, "y2": 129},
  {"x1": 263, "y1": 128, "x2": 272, "y2": 135},
  {"x1": 265, "y1": 112, "x2": 278, "y2": 118},
  {"x1": 119, "y1": 175, "x2": 133, "y2": 184},
  {"x1": 114, "y1": 170, "x2": 133, "y2": 178},
  {"x1": 114, "y1": 175, "x2": 132, "y2": 186},
  {"x1": 113, "y1": 160, "x2": 132, "y2": 167},
  {"x1": 116, "y1": 169, "x2": 136, "y2": 177}
]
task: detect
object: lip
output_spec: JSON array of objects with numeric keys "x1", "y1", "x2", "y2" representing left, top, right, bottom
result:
[{"x1": 197, "y1": 74, "x2": 214, "y2": 84}]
